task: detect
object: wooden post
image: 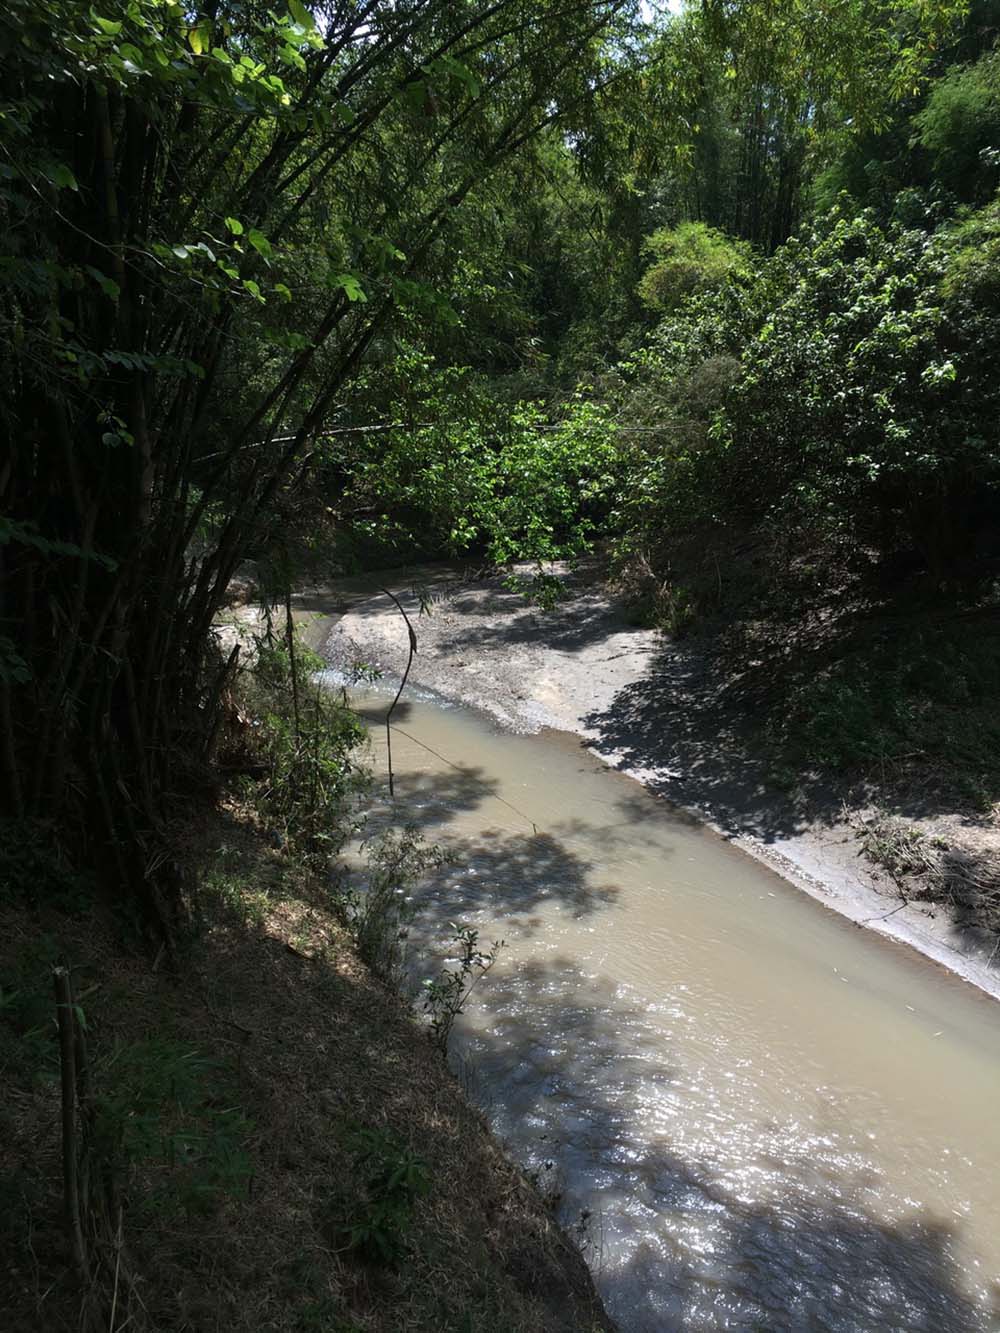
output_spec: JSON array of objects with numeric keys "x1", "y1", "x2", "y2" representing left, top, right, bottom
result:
[{"x1": 53, "y1": 967, "x2": 89, "y2": 1285}]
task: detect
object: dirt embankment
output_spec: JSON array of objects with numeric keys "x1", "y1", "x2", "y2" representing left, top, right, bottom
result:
[
  {"x1": 319, "y1": 561, "x2": 1000, "y2": 1003},
  {"x1": 1, "y1": 803, "x2": 613, "y2": 1333}
]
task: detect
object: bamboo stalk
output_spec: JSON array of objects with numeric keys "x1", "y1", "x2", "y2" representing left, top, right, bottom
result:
[
  {"x1": 285, "y1": 588, "x2": 301, "y2": 742},
  {"x1": 53, "y1": 967, "x2": 89, "y2": 1286}
]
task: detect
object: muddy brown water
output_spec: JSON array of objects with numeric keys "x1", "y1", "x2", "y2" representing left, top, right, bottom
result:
[{"x1": 331, "y1": 677, "x2": 1000, "y2": 1332}]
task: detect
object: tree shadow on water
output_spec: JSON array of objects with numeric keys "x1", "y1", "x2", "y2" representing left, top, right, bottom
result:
[
  {"x1": 409, "y1": 827, "x2": 622, "y2": 947},
  {"x1": 597, "y1": 1201, "x2": 1000, "y2": 1333},
  {"x1": 456, "y1": 958, "x2": 1000, "y2": 1333},
  {"x1": 356, "y1": 763, "x2": 506, "y2": 844}
]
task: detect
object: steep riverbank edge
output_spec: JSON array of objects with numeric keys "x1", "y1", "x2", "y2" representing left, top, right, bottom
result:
[
  {"x1": 303, "y1": 561, "x2": 1000, "y2": 1006},
  {"x1": 1, "y1": 799, "x2": 614, "y2": 1333}
]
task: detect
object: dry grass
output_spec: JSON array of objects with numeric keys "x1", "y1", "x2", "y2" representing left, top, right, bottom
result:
[
  {"x1": 0, "y1": 803, "x2": 613, "y2": 1333},
  {"x1": 859, "y1": 812, "x2": 1000, "y2": 940}
]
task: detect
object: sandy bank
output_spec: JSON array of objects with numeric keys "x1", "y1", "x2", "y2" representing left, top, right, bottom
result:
[{"x1": 314, "y1": 562, "x2": 1000, "y2": 1005}]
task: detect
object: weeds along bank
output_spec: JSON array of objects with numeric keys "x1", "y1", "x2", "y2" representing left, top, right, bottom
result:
[{"x1": 0, "y1": 622, "x2": 612, "y2": 1333}]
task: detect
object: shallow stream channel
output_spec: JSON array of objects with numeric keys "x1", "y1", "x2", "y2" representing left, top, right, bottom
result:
[{"x1": 325, "y1": 672, "x2": 1000, "y2": 1332}]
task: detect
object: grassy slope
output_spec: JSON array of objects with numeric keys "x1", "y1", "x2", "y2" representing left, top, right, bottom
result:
[{"x1": 0, "y1": 803, "x2": 613, "y2": 1333}]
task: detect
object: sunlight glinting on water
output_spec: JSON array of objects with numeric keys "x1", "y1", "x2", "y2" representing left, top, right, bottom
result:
[{"x1": 340, "y1": 681, "x2": 1000, "y2": 1332}]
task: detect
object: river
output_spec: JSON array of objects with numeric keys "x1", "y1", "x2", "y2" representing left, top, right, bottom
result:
[{"x1": 332, "y1": 677, "x2": 1000, "y2": 1331}]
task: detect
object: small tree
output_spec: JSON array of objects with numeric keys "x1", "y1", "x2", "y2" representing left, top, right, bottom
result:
[{"x1": 637, "y1": 222, "x2": 750, "y2": 312}]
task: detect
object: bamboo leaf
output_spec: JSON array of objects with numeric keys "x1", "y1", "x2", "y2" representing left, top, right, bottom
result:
[{"x1": 44, "y1": 162, "x2": 78, "y2": 191}]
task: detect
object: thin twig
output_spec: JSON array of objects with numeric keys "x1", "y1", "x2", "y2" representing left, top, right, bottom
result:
[
  {"x1": 857, "y1": 900, "x2": 910, "y2": 925},
  {"x1": 108, "y1": 1206, "x2": 123, "y2": 1333},
  {"x1": 380, "y1": 588, "x2": 417, "y2": 798}
]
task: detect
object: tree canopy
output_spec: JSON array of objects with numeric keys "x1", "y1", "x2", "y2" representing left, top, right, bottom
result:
[{"x1": 3, "y1": 0, "x2": 1000, "y2": 926}]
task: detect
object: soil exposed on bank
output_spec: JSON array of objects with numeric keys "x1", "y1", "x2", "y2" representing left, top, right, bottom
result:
[{"x1": 315, "y1": 561, "x2": 1000, "y2": 1003}]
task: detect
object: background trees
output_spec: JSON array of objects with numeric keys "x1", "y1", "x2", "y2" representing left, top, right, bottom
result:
[
  {"x1": 0, "y1": 0, "x2": 638, "y2": 931},
  {"x1": 4, "y1": 0, "x2": 1000, "y2": 917}
]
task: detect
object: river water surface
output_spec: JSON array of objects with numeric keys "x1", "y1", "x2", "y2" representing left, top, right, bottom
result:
[{"x1": 335, "y1": 679, "x2": 1000, "y2": 1331}]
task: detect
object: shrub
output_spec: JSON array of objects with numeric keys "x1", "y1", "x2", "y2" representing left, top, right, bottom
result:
[
  {"x1": 348, "y1": 827, "x2": 441, "y2": 992},
  {"x1": 329, "y1": 347, "x2": 622, "y2": 567},
  {"x1": 775, "y1": 622, "x2": 1000, "y2": 805},
  {"x1": 913, "y1": 51, "x2": 1000, "y2": 205},
  {"x1": 617, "y1": 205, "x2": 1000, "y2": 592},
  {"x1": 637, "y1": 222, "x2": 751, "y2": 313},
  {"x1": 422, "y1": 924, "x2": 503, "y2": 1056},
  {"x1": 231, "y1": 634, "x2": 367, "y2": 867},
  {"x1": 338, "y1": 1126, "x2": 430, "y2": 1265}
]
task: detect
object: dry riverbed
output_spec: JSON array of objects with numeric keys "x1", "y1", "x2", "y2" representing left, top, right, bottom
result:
[{"x1": 311, "y1": 561, "x2": 1000, "y2": 1004}]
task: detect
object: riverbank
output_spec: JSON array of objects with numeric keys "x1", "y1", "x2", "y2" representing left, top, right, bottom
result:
[
  {"x1": 318, "y1": 561, "x2": 1000, "y2": 1003},
  {"x1": 0, "y1": 800, "x2": 613, "y2": 1332}
]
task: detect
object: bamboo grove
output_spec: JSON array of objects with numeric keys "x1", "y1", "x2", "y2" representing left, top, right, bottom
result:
[{"x1": 0, "y1": 0, "x2": 639, "y2": 936}]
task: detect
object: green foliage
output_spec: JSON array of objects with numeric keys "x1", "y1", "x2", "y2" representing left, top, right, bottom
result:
[
  {"x1": 91, "y1": 1037, "x2": 253, "y2": 1217},
  {"x1": 1, "y1": 0, "x2": 638, "y2": 926},
  {"x1": 617, "y1": 205, "x2": 1000, "y2": 589},
  {"x1": 585, "y1": 0, "x2": 968, "y2": 259},
  {"x1": 609, "y1": 276, "x2": 756, "y2": 592},
  {"x1": 939, "y1": 192, "x2": 1000, "y2": 301},
  {"x1": 339, "y1": 1126, "x2": 431, "y2": 1265},
  {"x1": 199, "y1": 840, "x2": 273, "y2": 928},
  {"x1": 235, "y1": 634, "x2": 367, "y2": 866},
  {"x1": 347, "y1": 827, "x2": 440, "y2": 992},
  {"x1": 333, "y1": 349, "x2": 621, "y2": 567},
  {"x1": 637, "y1": 222, "x2": 751, "y2": 312},
  {"x1": 487, "y1": 398, "x2": 621, "y2": 564},
  {"x1": 422, "y1": 925, "x2": 503, "y2": 1056},
  {"x1": 777, "y1": 624, "x2": 1000, "y2": 804},
  {"x1": 502, "y1": 568, "x2": 570, "y2": 611},
  {"x1": 0, "y1": 0, "x2": 992, "y2": 939},
  {"x1": 913, "y1": 50, "x2": 1000, "y2": 203}
]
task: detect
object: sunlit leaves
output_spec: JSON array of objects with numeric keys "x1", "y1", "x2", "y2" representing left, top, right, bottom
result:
[
  {"x1": 187, "y1": 21, "x2": 209, "y2": 54},
  {"x1": 328, "y1": 272, "x2": 367, "y2": 303},
  {"x1": 286, "y1": 0, "x2": 313, "y2": 31},
  {"x1": 637, "y1": 222, "x2": 750, "y2": 311}
]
